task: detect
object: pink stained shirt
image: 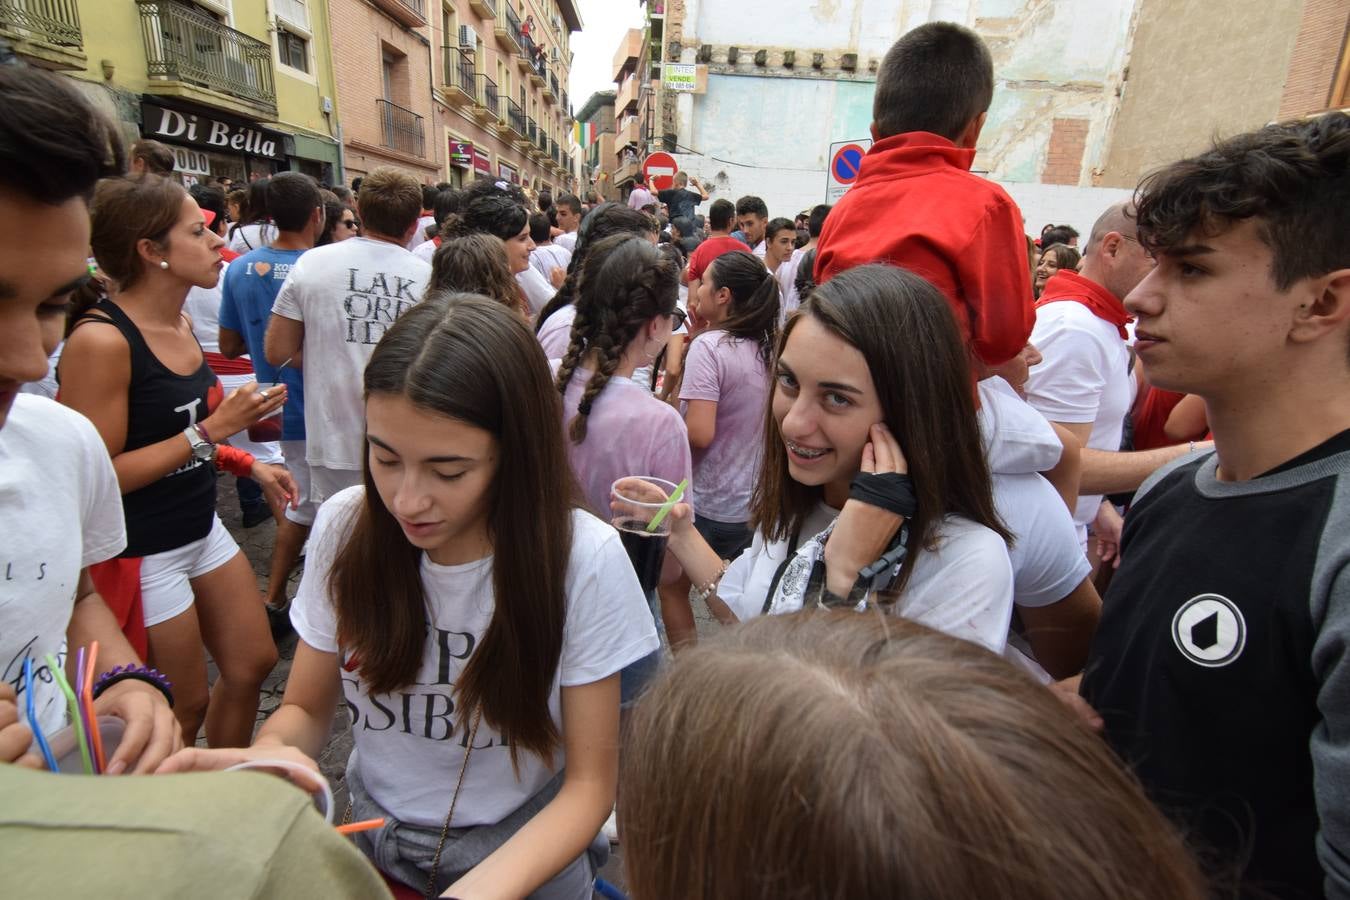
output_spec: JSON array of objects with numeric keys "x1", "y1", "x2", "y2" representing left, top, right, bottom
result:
[
  {"x1": 557, "y1": 366, "x2": 693, "y2": 521},
  {"x1": 679, "y1": 332, "x2": 771, "y2": 522}
]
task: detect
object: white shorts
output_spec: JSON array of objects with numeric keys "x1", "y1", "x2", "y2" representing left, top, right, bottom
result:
[
  {"x1": 140, "y1": 516, "x2": 240, "y2": 628},
  {"x1": 281, "y1": 440, "x2": 319, "y2": 527},
  {"x1": 220, "y1": 372, "x2": 283, "y2": 465},
  {"x1": 309, "y1": 466, "x2": 363, "y2": 506}
]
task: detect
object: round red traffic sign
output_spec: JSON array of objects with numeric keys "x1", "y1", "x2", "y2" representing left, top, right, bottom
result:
[
  {"x1": 643, "y1": 151, "x2": 678, "y2": 191},
  {"x1": 831, "y1": 144, "x2": 866, "y2": 185}
]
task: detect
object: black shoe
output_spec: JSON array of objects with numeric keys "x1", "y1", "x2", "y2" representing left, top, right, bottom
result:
[
  {"x1": 241, "y1": 504, "x2": 271, "y2": 529},
  {"x1": 267, "y1": 600, "x2": 295, "y2": 642}
]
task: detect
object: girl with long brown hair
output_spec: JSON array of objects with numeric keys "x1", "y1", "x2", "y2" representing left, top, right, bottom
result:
[
  {"x1": 621, "y1": 610, "x2": 1208, "y2": 900},
  {"x1": 59, "y1": 174, "x2": 296, "y2": 748},
  {"x1": 428, "y1": 233, "x2": 526, "y2": 317},
  {"x1": 159, "y1": 293, "x2": 659, "y2": 898},
  {"x1": 648, "y1": 263, "x2": 1015, "y2": 652}
]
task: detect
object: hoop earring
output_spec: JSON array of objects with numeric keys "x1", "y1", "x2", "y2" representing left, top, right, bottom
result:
[{"x1": 159, "y1": 260, "x2": 170, "y2": 270}]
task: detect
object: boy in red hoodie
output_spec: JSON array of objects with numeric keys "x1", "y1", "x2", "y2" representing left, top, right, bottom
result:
[{"x1": 814, "y1": 22, "x2": 1034, "y2": 368}]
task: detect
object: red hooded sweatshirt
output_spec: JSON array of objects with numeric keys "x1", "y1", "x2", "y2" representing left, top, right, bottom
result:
[{"x1": 814, "y1": 132, "x2": 1035, "y2": 367}]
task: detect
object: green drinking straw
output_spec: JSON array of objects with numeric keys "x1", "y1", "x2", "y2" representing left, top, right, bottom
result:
[
  {"x1": 645, "y1": 478, "x2": 688, "y2": 534},
  {"x1": 46, "y1": 654, "x2": 93, "y2": 776}
]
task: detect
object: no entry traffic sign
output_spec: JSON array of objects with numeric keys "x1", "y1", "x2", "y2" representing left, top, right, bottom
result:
[
  {"x1": 643, "y1": 151, "x2": 678, "y2": 191},
  {"x1": 826, "y1": 138, "x2": 872, "y2": 202}
]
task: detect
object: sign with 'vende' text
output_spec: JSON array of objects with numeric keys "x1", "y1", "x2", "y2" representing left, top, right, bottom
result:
[{"x1": 141, "y1": 101, "x2": 286, "y2": 161}]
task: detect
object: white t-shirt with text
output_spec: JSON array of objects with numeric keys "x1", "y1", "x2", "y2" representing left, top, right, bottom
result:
[
  {"x1": 291, "y1": 488, "x2": 658, "y2": 828},
  {"x1": 0, "y1": 396, "x2": 126, "y2": 733},
  {"x1": 271, "y1": 237, "x2": 431, "y2": 471}
]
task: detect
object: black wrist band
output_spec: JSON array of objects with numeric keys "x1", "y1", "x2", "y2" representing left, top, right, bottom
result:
[
  {"x1": 92, "y1": 665, "x2": 175, "y2": 709},
  {"x1": 849, "y1": 472, "x2": 917, "y2": 518}
]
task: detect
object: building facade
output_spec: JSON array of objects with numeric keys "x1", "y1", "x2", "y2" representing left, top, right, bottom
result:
[
  {"x1": 576, "y1": 89, "x2": 616, "y2": 199},
  {"x1": 2, "y1": 0, "x2": 343, "y2": 185},
  {"x1": 427, "y1": 0, "x2": 581, "y2": 196}
]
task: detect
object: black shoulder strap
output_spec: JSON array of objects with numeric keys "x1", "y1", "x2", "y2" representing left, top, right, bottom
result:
[
  {"x1": 761, "y1": 527, "x2": 802, "y2": 614},
  {"x1": 68, "y1": 300, "x2": 147, "y2": 382}
]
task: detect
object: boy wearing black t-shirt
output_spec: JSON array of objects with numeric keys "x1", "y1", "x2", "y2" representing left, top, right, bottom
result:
[{"x1": 1081, "y1": 112, "x2": 1350, "y2": 898}]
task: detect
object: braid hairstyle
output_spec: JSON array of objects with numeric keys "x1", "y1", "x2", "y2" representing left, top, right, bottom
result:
[
  {"x1": 534, "y1": 202, "x2": 659, "y2": 333},
  {"x1": 554, "y1": 233, "x2": 680, "y2": 443},
  {"x1": 706, "y1": 250, "x2": 781, "y2": 363}
]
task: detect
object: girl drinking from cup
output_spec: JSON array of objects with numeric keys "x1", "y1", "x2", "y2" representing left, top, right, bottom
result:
[
  {"x1": 649, "y1": 263, "x2": 1014, "y2": 652},
  {"x1": 60, "y1": 174, "x2": 297, "y2": 748},
  {"x1": 159, "y1": 293, "x2": 659, "y2": 899}
]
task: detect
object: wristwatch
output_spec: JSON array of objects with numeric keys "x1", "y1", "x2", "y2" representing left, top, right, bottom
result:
[{"x1": 183, "y1": 424, "x2": 216, "y2": 463}]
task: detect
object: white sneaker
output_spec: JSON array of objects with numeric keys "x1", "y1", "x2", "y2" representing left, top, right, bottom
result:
[{"x1": 602, "y1": 808, "x2": 619, "y2": 844}]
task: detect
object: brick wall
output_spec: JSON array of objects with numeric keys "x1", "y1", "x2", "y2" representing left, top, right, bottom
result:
[
  {"x1": 1278, "y1": 0, "x2": 1350, "y2": 117},
  {"x1": 1042, "y1": 118, "x2": 1089, "y2": 186}
]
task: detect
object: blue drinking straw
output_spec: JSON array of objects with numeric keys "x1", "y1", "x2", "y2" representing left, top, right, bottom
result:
[
  {"x1": 593, "y1": 879, "x2": 629, "y2": 900},
  {"x1": 23, "y1": 657, "x2": 59, "y2": 772}
]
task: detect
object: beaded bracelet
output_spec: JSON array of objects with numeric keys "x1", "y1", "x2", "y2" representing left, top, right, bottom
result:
[
  {"x1": 92, "y1": 664, "x2": 175, "y2": 709},
  {"x1": 691, "y1": 560, "x2": 730, "y2": 606}
]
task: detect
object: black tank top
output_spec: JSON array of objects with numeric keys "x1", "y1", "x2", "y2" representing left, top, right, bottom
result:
[{"x1": 73, "y1": 300, "x2": 218, "y2": 557}]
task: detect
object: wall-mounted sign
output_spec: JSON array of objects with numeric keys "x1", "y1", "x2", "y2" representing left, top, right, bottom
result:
[
  {"x1": 449, "y1": 140, "x2": 473, "y2": 168},
  {"x1": 171, "y1": 146, "x2": 210, "y2": 176},
  {"x1": 141, "y1": 100, "x2": 286, "y2": 161},
  {"x1": 473, "y1": 146, "x2": 491, "y2": 175},
  {"x1": 664, "y1": 64, "x2": 706, "y2": 93},
  {"x1": 498, "y1": 161, "x2": 518, "y2": 184}
]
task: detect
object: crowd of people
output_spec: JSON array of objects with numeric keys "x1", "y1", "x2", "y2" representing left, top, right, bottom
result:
[{"x1": 2, "y1": 17, "x2": 1348, "y2": 900}]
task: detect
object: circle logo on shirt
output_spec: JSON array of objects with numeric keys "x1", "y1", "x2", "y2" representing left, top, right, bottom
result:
[{"x1": 1171, "y1": 593, "x2": 1246, "y2": 668}]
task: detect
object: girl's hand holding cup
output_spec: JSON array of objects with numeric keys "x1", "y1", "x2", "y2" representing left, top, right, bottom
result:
[{"x1": 202, "y1": 381, "x2": 287, "y2": 441}]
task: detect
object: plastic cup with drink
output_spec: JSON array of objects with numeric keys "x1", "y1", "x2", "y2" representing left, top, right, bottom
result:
[
  {"x1": 247, "y1": 382, "x2": 284, "y2": 442},
  {"x1": 611, "y1": 476, "x2": 687, "y2": 595}
]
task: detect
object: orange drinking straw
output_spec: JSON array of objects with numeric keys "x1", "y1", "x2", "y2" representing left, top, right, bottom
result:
[
  {"x1": 81, "y1": 642, "x2": 106, "y2": 774},
  {"x1": 335, "y1": 818, "x2": 385, "y2": 835}
]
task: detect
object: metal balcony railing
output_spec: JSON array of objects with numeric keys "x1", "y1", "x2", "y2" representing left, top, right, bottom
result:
[
  {"x1": 525, "y1": 115, "x2": 537, "y2": 145},
  {"x1": 549, "y1": 71, "x2": 559, "y2": 98},
  {"x1": 0, "y1": 0, "x2": 82, "y2": 47},
  {"x1": 506, "y1": 98, "x2": 526, "y2": 137},
  {"x1": 535, "y1": 127, "x2": 546, "y2": 153},
  {"x1": 476, "y1": 73, "x2": 498, "y2": 113},
  {"x1": 468, "y1": 0, "x2": 495, "y2": 19},
  {"x1": 137, "y1": 0, "x2": 275, "y2": 111},
  {"x1": 377, "y1": 98, "x2": 425, "y2": 158},
  {"x1": 502, "y1": 4, "x2": 521, "y2": 51},
  {"x1": 441, "y1": 46, "x2": 474, "y2": 96}
]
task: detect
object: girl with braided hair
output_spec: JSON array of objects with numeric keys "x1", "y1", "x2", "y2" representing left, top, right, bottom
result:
[{"x1": 535, "y1": 203, "x2": 659, "y2": 357}]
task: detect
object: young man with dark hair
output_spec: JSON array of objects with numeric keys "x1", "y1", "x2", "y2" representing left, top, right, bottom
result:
[
  {"x1": 265, "y1": 166, "x2": 430, "y2": 505},
  {"x1": 407, "y1": 184, "x2": 438, "y2": 251},
  {"x1": 1040, "y1": 223, "x2": 1079, "y2": 248},
  {"x1": 763, "y1": 216, "x2": 796, "y2": 274},
  {"x1": 734, "y1": 195, "x2": 769, "y2": 258},
  {"x1": 658, "y1": 171, "x2": 709, "y2": 223},
  {"x1": 814, "y1": 21, "x2": 1033, "y2": 368},
  {"x1": 554, "y1": 192, "x2": 583, "y2": 251},
  {"x1": 219, "y1": 172, "x2": 324, "y2": 619},
  {"x1": 685, "y1": 198, "x2": 751, "y2": 308},
  {"x1": 777, "y1": 203, "x2": 832, "y2": 315},
  {"x1": 1081, "y1": 112, "x2": 1350, "y2": 897},
  {"x1": 528, "y1": 211, "x2": 571, "y2": 285},
  {"x1": 627, "y1": 172, "x2": 655, "y2": 211}
]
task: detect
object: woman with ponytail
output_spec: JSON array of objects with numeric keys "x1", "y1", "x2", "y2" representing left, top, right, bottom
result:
[{"x1": 535, "y1": 203, "x2": 658, "y2": 358}]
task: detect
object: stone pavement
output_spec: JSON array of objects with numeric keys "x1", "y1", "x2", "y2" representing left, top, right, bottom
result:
[{"x1": 217, "y1": 475, "x2": 718, "y2": 894}]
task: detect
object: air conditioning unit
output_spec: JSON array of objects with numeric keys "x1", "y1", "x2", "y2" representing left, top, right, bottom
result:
[{"x1": 459, "y1": 26, "x2": 475, "y2": 49}]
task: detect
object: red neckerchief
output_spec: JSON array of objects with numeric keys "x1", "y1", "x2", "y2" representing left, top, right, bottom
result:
[{"x1": 1035, "y1": 270, "x2": 1131, "y2": 340}]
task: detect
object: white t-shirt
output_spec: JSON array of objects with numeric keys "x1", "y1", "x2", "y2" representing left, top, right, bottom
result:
[
  {"x1": 19, "y1": 343, "x2": 62, "y2": 400},
  {"x1": 530, "y1": 244, "x2": 571, "y2": 283},
  {"x1": 976, "y1": 376, "x2": 1063, "y2": 475},
  {"x1": 228, "y1": 223, "x2": 275, "y2": 255},
  {"x1": 775, "y1": 247, "x2": 806, "y2": 321},
  {"x1": 752, "y1": 240, "x2": 766, "y2": 259},
  {"x1": 992, "y1": 472, "x2": 1090, "y2": 609},
  {"x1": 0, "y1": 396, "x2": 126, "y2": 733},
  {"x1": 554, "y1": 231, "x2": 578, "y2": 252},
  {"x1": 516, "y1": 266, "x2": 556, "y2": 316},
  {"x1": 719, "y1": 502, "x2": 1013, "y2": 654},
  {"x1": 1025, "y1": 301, "x2": 1131, "y2": 530},
  {"x1": 271, "y1": 237, "x2": 431, "y2": 471},
  {"x1": 407, "y1": 215, "x2": 436, "y2": 251},
  {"x1": 291, "y1": 488, "x2": 659, "y2": 828},
  {"x1": 412, "y1": 239, "x2": 437, "y2": 264},
  {"x1": 183, "y1": 262, "x2": 226, "y2": 355},
  {"x1": 537, "y1": 304, "x2": 577, "y2": 360}
]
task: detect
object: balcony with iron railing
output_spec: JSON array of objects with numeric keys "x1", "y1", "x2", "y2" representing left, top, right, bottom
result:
[
  {"x1": 535, "y1": 127, "x2": 547, "y2": 156},
  {"x1": 495, "y1": 4, "x2": 520, "y2": 52},
  {"x1": 137, "y1": 0, "x2": 275, "y2": 117},
  {"x1": 378, "y1": 98, "x2": 425, "y2": 158},
  {"x1": 515, "y1": 28, "x2": 533, "y2": 74},
  {"x1": 529, "y1": 54, "x2": 546, "y2": 88},
  {"x1": 369, "y1": 0, "x2": 425, "y2": 27},
  {"x1": 440, "y1": 46, "x2": 475, "y2": 104},
  {"x1": 544, "y1": 70, "x2": 558, "y2": 104},
  {"x1": 505, "y1": 98, "x2": 527, "y2": 140},
  {"x1": 472, "y1": 73, "x2": 498, "y2": 122},
  {"x1": 525, "y1": 117, "x2": 539, "y2": 155},
  {"x1": 0, "y1": 0, "x2": 84, "y2": 69},
  {"x1": 468, "y1": 0, "x2": 494, "y2": 18}
]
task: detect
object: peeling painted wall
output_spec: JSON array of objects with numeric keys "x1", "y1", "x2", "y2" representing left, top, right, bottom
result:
[{"x1": 668, "y1": 0, "x2": 1141, "y2": 214}]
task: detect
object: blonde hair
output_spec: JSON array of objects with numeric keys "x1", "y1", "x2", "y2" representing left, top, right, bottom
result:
[{"x1": 621, "y1": 611, "x2": 1208, "y2": 900}]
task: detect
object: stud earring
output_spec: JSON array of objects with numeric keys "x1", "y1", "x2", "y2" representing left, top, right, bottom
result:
[{"x1": 159, "y1": 260, "x2": 169, "y2": 269}]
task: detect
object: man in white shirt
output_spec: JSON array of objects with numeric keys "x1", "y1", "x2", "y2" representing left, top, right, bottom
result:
[
  {"x1": 736, "y1": 195, "x2": 769, "y2": 258},
  {"x1": 528, "y1": 212, "x2": 570, "y2": 285},
  {"x1": 266, "y1": 166, "x2": 432, "y2": 504},
  {"x1": 626, "y1": 173, "x2": 655, "y2": 212},
  {"x1": 553, "y1": 193, "x2": 583, "y2": 252},
  {"x1": 1024, "y1": 202, "x2": 1155, "y2": 546},
  {"x1": 776, "y1": 204, "x2": 831, "y2": 317}
]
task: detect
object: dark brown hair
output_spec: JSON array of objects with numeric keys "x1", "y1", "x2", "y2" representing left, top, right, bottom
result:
[
  {"x1": 873, "y1": 22, "x2": 994, "y2": 141},
  {"x1": 90, "y1": 175, "x2": 188, "y2": 291},
  {"x1": 621, "y1": 610, "x2": 1208, "y2": 900},
  {"x1": 427, "y1": 234, "x2": 524, "y2": 315},
  {"x1": 1134, "y1": 111, "x2": 1350, "y2": 290},
  {"x1": 317, "y1": 189, "x2": 345, "y2": 246},
  {"x1": 705, "y1": 250, "x2": 780, "y2": 363},
  {"x1": 356, "y1": 166, "x2": 423, "y2": 240},
  {"x1": 555, "y1": 234, "x2": 679, "y2": 442},
  {"x1": 752, "y1": 264, "x2": 1008, "y2": 595},
  {"x1": 534, "y1": 202, "x2": 658, "y2": 333},
  {"x1": 1039, "y1": 242, "x2": 1081, "y2": 273},
  {"x1": 130, "y1": 139, "x2": 175, "y2": 176},
  {"x1": 329, "y1": 294, "x2": 578, "y2": 768},
  {"x1": 0, "y1": 63, "x2": 125, "y2": 204}
]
